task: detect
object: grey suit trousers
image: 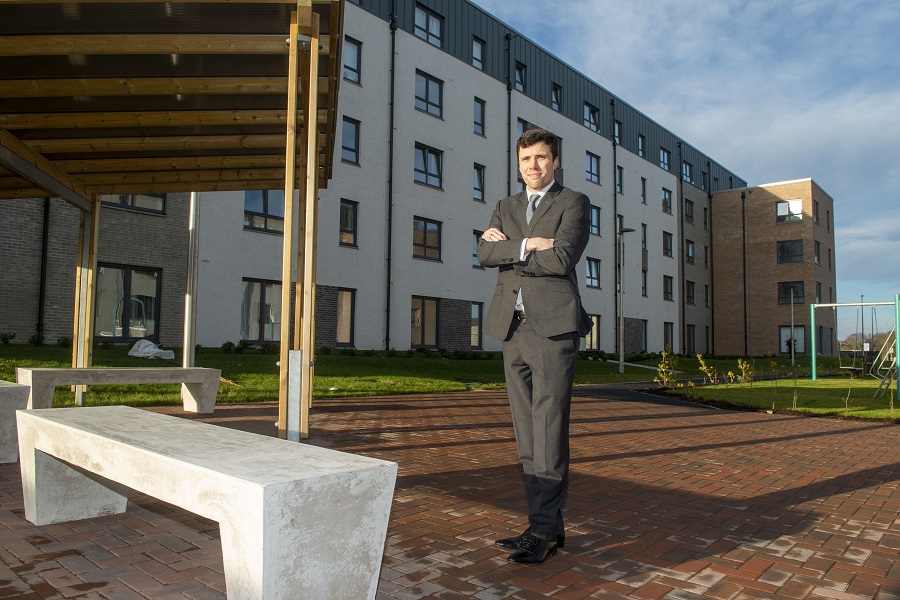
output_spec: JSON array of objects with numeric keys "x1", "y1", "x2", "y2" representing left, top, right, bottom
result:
[{"x1": 502, "y1": 315, "x2": 579, "y2": 541}]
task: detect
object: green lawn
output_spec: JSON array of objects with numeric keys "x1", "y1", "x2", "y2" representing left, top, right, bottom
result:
[{"x1": 2, "y1": 344, "x2": 894, "y2": 422}]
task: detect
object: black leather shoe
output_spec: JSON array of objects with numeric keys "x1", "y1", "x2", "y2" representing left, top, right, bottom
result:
[
  {"x1": 507, "y1": 533, "x2": 557, "y2": 564},
  {"x1": 496, "y1": 527, "x2": 565, "y2": 551}
]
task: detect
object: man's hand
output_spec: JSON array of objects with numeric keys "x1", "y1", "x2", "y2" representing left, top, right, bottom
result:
[
  {"x1": 525, "y1": 237, "x2": 554, "y2": 252},
  {"x1": 482, "y1": 227, "x2": 508, "y2": 242}
]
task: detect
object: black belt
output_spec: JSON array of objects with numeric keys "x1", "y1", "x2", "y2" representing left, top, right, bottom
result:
[{"x1": 513, "y1": 310, "x2": 526, "y2": 321}]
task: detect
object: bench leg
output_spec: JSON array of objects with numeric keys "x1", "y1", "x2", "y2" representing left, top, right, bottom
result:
[
  {"x1": 181, "y1": 377, "x2": 218, "y2": 414},
  {"x1": 0, "y1": 384, "x2": 29, "y2": 463},
  {"x1": 20, "y1": 448, "x2": 129, "y2": 526}
]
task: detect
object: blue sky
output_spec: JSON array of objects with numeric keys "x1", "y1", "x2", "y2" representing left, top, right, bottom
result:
[{"x1": 471, "y1": 0, "x2": 900, "y2": 339}]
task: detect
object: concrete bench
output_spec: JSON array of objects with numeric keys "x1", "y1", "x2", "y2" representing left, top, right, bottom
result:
[
  {"x1": 15, "y1": 366, "x2": 221, "y2": 413},
  {"x1": 0, "y1": 381, "x2": 30, "y2": 463},
  {"x1": 17, "y1": 406, "x2": 397, "y2": 600}
]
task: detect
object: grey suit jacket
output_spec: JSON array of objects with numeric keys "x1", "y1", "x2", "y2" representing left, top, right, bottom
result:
[{"x1": 477, "y1": 182, "x2": 592, "y2": 340}]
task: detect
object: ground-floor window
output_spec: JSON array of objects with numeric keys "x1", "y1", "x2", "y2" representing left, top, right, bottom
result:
[
  {"x1": 411, "y1": 296, "x2": 439, "y2": 348},
  {"x1": 686, "y1": 324, "x2": 695, "y2": 354},
  {"x1": 336, "y1": 288, "x2": 355, "y2": 347},
  {"x1": 241, "y1": 278, "x2": 281, "y2": 342},
  {"x1": 95, "y1": 264, "x2": 161, "y2": 341},
  {"x1": 585, "y1": 315, "x2": 600, "y2": 350},
  {"x1": 470, "y1": 302, "x2": 483, "y2": 349},
  {"x1": 664, "y1": 321, "x2": 674, "y2": 351},
  {"x1": 779, "y1": 325, "x2": 806, "y2": 354}
]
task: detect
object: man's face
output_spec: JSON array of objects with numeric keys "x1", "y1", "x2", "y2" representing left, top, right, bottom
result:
[{"x1": 517, "y1": 141, "x2": 559, "y2": 193}]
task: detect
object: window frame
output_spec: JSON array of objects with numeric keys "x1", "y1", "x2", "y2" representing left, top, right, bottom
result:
[
  {"x1": 473, "y1": 163, "x2": 485, "y2": 202},
  {"x1": 473, "y1": 97, "x2": 485, "y2": 135},
  {"x1": 415, "y1": 70, "x2": 443, "y2": 118},
  {"x1": 778, "y1": 281, "x2": 805, "y2": 305},
  {"x1": 583, "y1": 102, "x2": 600, "y2": 132},
  {"x1": 589, "y1": 205, "x2": 601, "y2": 236},
  {"x1": 414, "y1": 4, "x2": 443, "y2": 47},
  {"x1": 776, "y1": 239, "x2": 804, "y2": 264},
  {"x1": 101, "y1": 193, "x2": 166, "y2": 215},
  {"x1": 776, "y1": 199, "x2": 803, "y2": 222},
  {"x1": 339, "y1": 198, "x2": 358, "y2": 247},
  {"x1": 659, "y1": 147, "x2": 670, "y2": 171},
  {"x1": 470, "y1": 302, "x2": 483, "y2": 349},
  {"x1": 586, "y1": 257, "x2": 601, "y2": 288},
  {"x1": 615, "y1": 165, "x2": 624, "y2": 194},
  {"x1": 95, "y1": 263, "x2": 163, "y2": 343},
  {"x1": 414, "y1": 143, "x2": 443, "y2": 189},
  {"x1": 662, "y1": 188, "x2": 672, "y2": 214},
  {"x1": 342, "y1": 36, "x2": 362, "y2": 84},
  {"x1": 550, "y1": 83, "x2": 562, "y2": 111},
  {"x1": 244, "y1": 189, "x2": 285, "y2": 234},
  {"x1": 514, "y1": 62, "x2": 526, "y2": 92},
  {"x1": 341, "y1": 116, "x2": 360, "y2": 165},
  {"x1": 663, "y1": 275, "x2": 674, "y2": 301},
  {"x1": 663, "y1": 231, "x2": 673, "y2": 257},
  {"x1": 410, "y1": 295, "x2": 439, "y2": 348},
  {"x1": 240, "y1": 277, "x2": 281, "y2": 343},
  {"x1": 336, "y1": 288, "x2": 356, "y2": 347},
  {"x1": 472, "y1": 36, "x2": 485, "y2": 70},
  {"x1": 585, "y1": 151, "x2": 600, "y2": 184},
  {"x1": 413, "y1": 215, "x2": 442, "y2": 261}
]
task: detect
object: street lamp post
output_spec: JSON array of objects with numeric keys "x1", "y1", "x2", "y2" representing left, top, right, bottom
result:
[{"x1": 618, "y1": 226, "x2": 635, "y2": 374}]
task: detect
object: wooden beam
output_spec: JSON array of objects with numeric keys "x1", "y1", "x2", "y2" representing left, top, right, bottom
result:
[
  {"x1": 0, "y1": 77, "x2": 329, "y2": 98},
  {"x1": 0, "y1": 129, "x2": 91, "y2": 211},
  {"x1": 0, "y1": 110, "x2": 302, "y2": 130},
  {"x1": 0, "y1": 35, "x2": 306, "y2": 56},
  {"x1": 26, "y1": 133, "x2": 329, "y2": 155},
  {"x1": 53, "y1": 154, "x2": 287, "y2": 174}
]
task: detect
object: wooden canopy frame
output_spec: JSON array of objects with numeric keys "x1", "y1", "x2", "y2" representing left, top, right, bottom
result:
[{"x1": 0, "y1": 0, "x2": 343, "y2": 438}]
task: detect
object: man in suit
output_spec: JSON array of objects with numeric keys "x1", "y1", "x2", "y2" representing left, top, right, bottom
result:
[{"x1": 477, "y1": 128, "x2": 591, "y2": 564}]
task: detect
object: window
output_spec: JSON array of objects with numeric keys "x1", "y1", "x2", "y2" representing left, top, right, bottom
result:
[
  {"x1": 585, "y1": 315, "x2": 600, "y2": 351},
  {"x1": 780, "y1": 325, "x2": 806, "y2": 354},
  {"x1": 682, "y1": 161, "x2": 692, "y2": 183},
  {"x1": 659, "y1": 147, "x2": 670, "y2": 171},
  {"x1": 413, "y1": 216, "x2": 441, "y2": 260},
  {"x1": 341, "y1": 117, "x2": 360, "y2": 164},
  {"x1": 663, "y1": 232, "x2": 673, "y2": 257},
  {"x1": 414, "y1": 4, "x2": 442, "y2": 47},
  {"x1": 473, "y1": 97, "x2": 485, "y2": 135},
  {"x1": 583, "y1": 102, "x2": 600, "y2": 132},
  {"x1": 816, "y1": 281, "x2": 822, "y2": 304},
  {"x1": 684, "y1": 199, "x2": 694, "y2": 224},
  {"x1": 813, "y1": 200, "x2": 820, "y2": 223},
  {"x1": 244, "y1": 189, "x2": 285, "y2": 233},
  {"x1": 703, "y1": 207, "x2": 709, "y2": 230},
  {"x1": 614, "y1": 120, "x2": 622, "y2": 145},
  {"x1": 585, "y1": 151, "x2": 600, "y2": 183},
  {"x1": 814, "y1": 240, "x2": 821, "y2": 264},
  {"x1": 590, "y1": 205, "x2": 601, "y2": 236},
  {"x1": 473, "y1": 164, "x2": 485, "y2": 201},
  {"x1": 705, "y1": 284, "x2": 710, "y2": 307},
  {"x1": 777, "y1": 240, "x2": 803, "y2": 264},
  {"x1": 339, "y1": 199, "x2": 358, "y2": 247},
  {"x1": 704, "y1": 245, "x2": 709, "y2": 268},
  {"x1": 551, "y1": 83, "x2": 561, "y2": 111},
  {"x1": 336, "y1": 288, "x2": 355, "y2": 347},
  {"x1": 471, "y1": 302, "x2": 483, "y2": 349},
  {"x1": 586, "y1": 258, "x2": 601, "y2": 288},
  {"x1": 641, "y1": 270, "x2": 648, "y2": 297},
  {"x1": 826, "y1": 210, "x2": 831, "y2": 232},
  {"x1": 686, "y1": 239, "x2": 695, "y2": 263},
  {"x1": 472, "y1": 37, "x2": 485, "y2": 70},
  {"x1": 101, "y1": 193, "x2": 165, "y2": 214},
  {"x1": 663, "y1": 275, "x2": 673, "y2": 301},
  {"x1": 472, "y1": 231, "x2": 483, "y2": 268},
  {"x1": 414, "y1": 143, "x2": 442, "y2": 188},
  {"x1": 713, "y1": 176, "x2": 719, "y2": 191},
  {"x1": 776, "y1": 199, "x2": 803, "y2": 222},
  {"x1": 514, "y1": 62, "x2": 526, "y2": 92},
  {"x1": 638, "y1": 134, "x2": 646, "y2": 158},
  {"x1": 662, "y1": 188, "x2": 672, "y2": 214},
  {"x1": 686, "y1": 281, "x2": 695, "y2": 305},
  {"x1": 701, "y1": 170, "x2": 708, "y2": 191},
  {"x1": 95, "y1": 264, "x2": 161, "y2": 341},
  {"x1": 664, "y1": 322, "x2": 674, "y2": 350},
  {"x1": 411, "y1": 296, "x2": 439, "y2": 348},
  {"x1": 240, "y1": 277, "x2": 281, "y2": 342},
  {"x1": 415, "y1": 71, "x2": 442, "y2": 117},
  {"x1": 342, "y1": 36, "x2": 361, "y2": 83},
  {"x1": 828, "y1": 248, "x2": 832, "y2": 270},
  {"x1": 641, "y1": 223, "x2": 647, "y2": 249},
  {"x1": 640, "y1": 178, "x2": 647, "y2": 203},
  {"x1": 778, "y1": 281, "x2": 805, "y2": 305},
  {"x1": 686, "y1": 324, "x2": 695, "y2": 354},
  {"x1": 615, "y1": 165, "x2": 624, "y2": 194}
]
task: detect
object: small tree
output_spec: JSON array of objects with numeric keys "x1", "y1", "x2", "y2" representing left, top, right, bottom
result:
[
  {"x1": 697, "y1": 354, "x2": 718, "y2": 385},
  {"x1": 654, "y1": 345, "x2": 679, "y2": 388}
]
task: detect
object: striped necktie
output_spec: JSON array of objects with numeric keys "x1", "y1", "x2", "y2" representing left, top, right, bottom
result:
[{"x1": 526, "y1": 193, "x2": 540, "y2": 223}]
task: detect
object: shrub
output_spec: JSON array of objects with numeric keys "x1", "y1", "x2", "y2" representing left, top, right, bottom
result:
[
  {"x1": 28, "y1": 333, "x2": 45, "y2": 347},
  {"x1": 0, "y1": 332, "x2": 15, "y2": 346},
  {"x1": 221, "y1": 341, "x2": 236, "y2": 353},
  {"x1": 318, "y1": 346, "x2": 332, "y2": 355},
  {"x1": 653, "y1": 345, "x2": 678, "y2": 388},
  {"x1": 57, "y1": 336, "x2": 73, "y2": 349}
]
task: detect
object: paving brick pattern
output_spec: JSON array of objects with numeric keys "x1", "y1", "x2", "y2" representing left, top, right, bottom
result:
[{"x1": 1, "y1": 385, "x2": 899, "y2": 599}]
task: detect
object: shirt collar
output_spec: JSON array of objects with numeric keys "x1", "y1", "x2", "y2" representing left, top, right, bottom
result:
[{"x1": 527, "y1": 180, "x2": 556, "y2": 200}]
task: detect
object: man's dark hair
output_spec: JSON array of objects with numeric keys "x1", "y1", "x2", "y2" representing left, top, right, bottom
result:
[{"x1": 516, "y1": 128, "x2": 559, "y2": 160}]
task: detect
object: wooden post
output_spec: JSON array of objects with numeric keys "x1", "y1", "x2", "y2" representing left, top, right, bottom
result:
[
  {"x1": 72, "y1": 195, "x2": 100, "y2": 405},
  {"x1": 297, "y1": 12, "x2": 320, "y2": 439},
  {"x1": 277, "y1": 10, "x2": 302, "y2": 434}
]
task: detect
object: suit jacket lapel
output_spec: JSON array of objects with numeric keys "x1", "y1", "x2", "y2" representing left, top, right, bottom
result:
[{"x1": 524, "y1": 181, "x2": 561, "y2": 235}]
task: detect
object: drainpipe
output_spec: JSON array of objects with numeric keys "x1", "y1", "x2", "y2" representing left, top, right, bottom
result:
[
  {"x1": 505, "y1": 33, "x2": 513, "y2": 195},
  {"x1": 676, "y1": 141, "x2": 686, "y2": 355},
  {"x1": 707, "y1": 160, "x2": 714, "y2": 354},
  {"x1": 384, "y1": 7, "x2": 397, "y2": 351},
  {"x1": 610, "y1": 98, "x2": 619, "y2": 356},
  {"x1": 37, "y1": 197, "x2": 50, "y2": 339},
  {"x1": 741, "y1": 191, "x2": 748, "y2": 355}
]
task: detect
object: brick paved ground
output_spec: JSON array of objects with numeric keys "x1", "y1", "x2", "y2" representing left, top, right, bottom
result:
[{"x1": 1, "y1": 384, "x2": 899, "y2": 599}]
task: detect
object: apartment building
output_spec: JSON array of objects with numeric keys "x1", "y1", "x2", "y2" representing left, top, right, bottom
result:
[
  {"x1": 4, "y1": 0, "x2": 837, "y2": 358},
  {"x1": 711, "y1": 179, "x2": 838, "y2": 357}
]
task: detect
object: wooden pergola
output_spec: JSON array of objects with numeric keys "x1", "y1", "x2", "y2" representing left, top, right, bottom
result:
[{"x1": 0, "y1": 0, "x2": 343, "y2": 438}]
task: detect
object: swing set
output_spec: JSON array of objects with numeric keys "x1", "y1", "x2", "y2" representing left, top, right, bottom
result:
[{"x1": 810, "y1": 293, "x2": 900, "y2": 398}]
